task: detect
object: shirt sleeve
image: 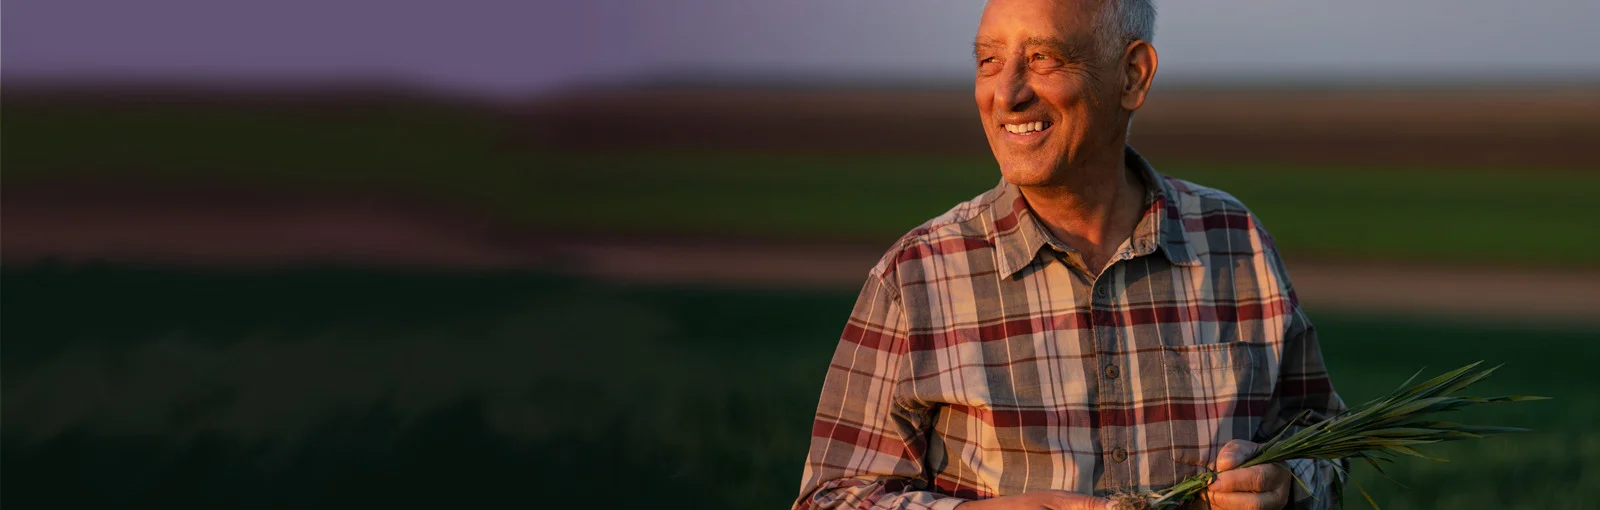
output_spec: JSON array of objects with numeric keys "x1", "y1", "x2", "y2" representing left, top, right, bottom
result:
[
  {"x1": 793, "y1": 274, "x2": 965, "y2": 510},
  {"x1": 1258, "y1": 305, "x2": 1349, "y2": 510},
  {"x1": 1242, "y1": 211, "x2": 1348, "y2": 510}
]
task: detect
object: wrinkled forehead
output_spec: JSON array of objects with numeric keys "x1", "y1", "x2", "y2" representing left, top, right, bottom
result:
[{"x1": 975, "y1": 0, "x2": 1102, "y2": 45}]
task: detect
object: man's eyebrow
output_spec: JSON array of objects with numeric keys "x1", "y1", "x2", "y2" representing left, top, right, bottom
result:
[
  {"x1": 972, "y1": 38, "x2": 1002, "y2": 58},
  {"x1": 1024, "y1": 36, "x2": 1091, "y2": 61},
  {"x1": 1022, "y1": 36, "x2": 1071, "y2": 52},
  {"x1": 972, "y1": 36, "x2": 1089, "y2": 60}
]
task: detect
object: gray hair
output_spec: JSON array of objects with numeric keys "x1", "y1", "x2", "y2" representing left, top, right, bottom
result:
[{"x1": 1098, "y1": 0, "x2": 1157, "y2": 55}]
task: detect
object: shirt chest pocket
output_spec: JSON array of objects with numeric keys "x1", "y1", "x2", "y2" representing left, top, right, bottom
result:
[{"x1": 1156, "y1": 341, "x2": 1273, "y2": 410}]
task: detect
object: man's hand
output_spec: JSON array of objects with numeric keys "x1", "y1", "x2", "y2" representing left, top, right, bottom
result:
[
  {"x1": 1195, "y1": 439, "x2": 1291, "y2": 510},
  {"x1": 953, "y1": 491, "x2": 1109, "y2": 510}
]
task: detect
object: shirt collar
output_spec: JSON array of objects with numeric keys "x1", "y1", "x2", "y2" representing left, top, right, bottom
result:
[{"x1": 990, "y1": 146, "x2": 1201, "y2": 278}]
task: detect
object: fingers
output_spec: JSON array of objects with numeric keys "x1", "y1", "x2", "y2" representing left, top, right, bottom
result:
[
  {"x1": 1213, "y1": 439, "x2": 1261, "y2": 472},
  {"x1": 1209, "y1": 463, "x2": 1288, "y2": 493},
  {"x1": 1204, "y1": 461, "x2": 1291, "y2": 510}
]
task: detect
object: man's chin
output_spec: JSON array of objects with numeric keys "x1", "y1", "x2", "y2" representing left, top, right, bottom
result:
[{"x1": 998, "y1": 163, "x2": 1059, "y2": 188}]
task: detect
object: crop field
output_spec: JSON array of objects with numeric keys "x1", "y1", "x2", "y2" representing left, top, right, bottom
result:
[
  {"x1": 7, "y1": 97, "x2": 1599, "y2": 267},
  {"x1": 3, "y1": 265, "x2": 1595, "y2": 509},
  {"x1": 5, "y1": 88, "x2": 1596, "y2": 508}
]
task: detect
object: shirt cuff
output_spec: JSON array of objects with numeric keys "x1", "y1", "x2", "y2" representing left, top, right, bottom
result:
[{"x1": 1283, "y1": 457, "x2": 1341, "y2": 510}]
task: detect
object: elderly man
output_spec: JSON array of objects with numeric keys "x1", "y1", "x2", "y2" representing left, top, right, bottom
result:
[{"x1": 794, "y1": 1, "x2": 1346, "y2": 509}]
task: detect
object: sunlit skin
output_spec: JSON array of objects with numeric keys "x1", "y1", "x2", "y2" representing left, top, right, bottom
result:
[
  {"x1": 972, "y1": 0, "x2": 1148, "y2": 275},
  {"x1": 956, "y1": 1, "x2": 1291, "y2": 509},
  {"x1": 1196, "y1": 440, "x2": 1293, "y2": 510}
]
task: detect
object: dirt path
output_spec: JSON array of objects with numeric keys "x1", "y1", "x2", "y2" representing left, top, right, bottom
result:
[
  {"x1": 550, "y1": 240, "x2": 1600, "y2": 323},
  {"x1": 5, "y1": 182, "x2": 1597, "y2": 324}
]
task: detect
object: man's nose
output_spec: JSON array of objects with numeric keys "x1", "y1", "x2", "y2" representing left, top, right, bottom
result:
[{"x1": 994, "y1": 62, "x2": 1037, "y2": 112}]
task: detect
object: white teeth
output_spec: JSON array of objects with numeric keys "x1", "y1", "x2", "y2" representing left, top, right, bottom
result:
[{"x1": 1004, "y1": 121, "x2": 1047, "y2": 134}]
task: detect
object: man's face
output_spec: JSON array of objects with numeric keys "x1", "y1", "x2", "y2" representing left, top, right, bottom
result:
[{"x1": 974, "y1": 0, "x2": 1126, "y2": 187}]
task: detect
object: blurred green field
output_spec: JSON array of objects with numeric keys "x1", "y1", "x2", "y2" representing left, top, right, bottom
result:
[
  {"x1": 4, "y1": 264, "x2": 1595, "y2": 508},
  {"x1": 6, "y1": 104, "x2": 1598, "y2": 266}
]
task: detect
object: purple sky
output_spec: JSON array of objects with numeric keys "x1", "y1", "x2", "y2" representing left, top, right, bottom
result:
[{"x1": 5, "y1": 0, "x2": 1598, "y2": 96}]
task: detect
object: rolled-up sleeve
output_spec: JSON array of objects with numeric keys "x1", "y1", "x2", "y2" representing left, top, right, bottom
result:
[{"x1": 793, "y1": 274, "x2": 964, "y2": 510}]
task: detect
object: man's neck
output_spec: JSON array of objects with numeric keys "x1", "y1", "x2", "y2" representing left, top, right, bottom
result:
[{"x1": 1016, "y1": 148, "x2": 1148, "y2": 276}]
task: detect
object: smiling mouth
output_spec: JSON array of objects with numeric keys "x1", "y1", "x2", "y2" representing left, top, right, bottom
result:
[{"x1": 1003, "y1": 120, "x2": 1052, "y2": 135}]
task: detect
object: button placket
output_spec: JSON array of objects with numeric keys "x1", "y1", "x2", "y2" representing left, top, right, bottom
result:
[{"x1": 1091, "y1": 280, "x2": 1131, "y2": 484}]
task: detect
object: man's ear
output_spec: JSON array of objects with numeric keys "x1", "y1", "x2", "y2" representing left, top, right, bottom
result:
[{"x1": 1119, "y1": 40, "x2": 1158, "y2": 111}]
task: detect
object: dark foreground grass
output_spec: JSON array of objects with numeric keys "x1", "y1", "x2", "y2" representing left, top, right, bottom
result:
[
  {"x1": 7, "y1": 105, "x2": 1598, "y2": 266},
  {"x1": 3, "y1": 264, "x2": 1596, "y2": 508}
]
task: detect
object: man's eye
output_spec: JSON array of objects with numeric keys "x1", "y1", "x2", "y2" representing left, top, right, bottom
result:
[
  {"x1": 1031, "y1": 53, "x2": 1050, "y2": 62},
  {"x1": 978, "y1": 57, "x2": 998, "y2": 64}
]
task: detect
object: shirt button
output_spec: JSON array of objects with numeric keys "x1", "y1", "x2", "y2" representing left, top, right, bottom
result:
[
  {"x1": 1104, "y1": 365, "x2": 1120, "y2": 380},
  {"x1": 1111, "y1": 448, "x2": 1128, "y2": 463},
  {"x1": 1095, "y1": 286, "x2": 1108, "y2": 299}
]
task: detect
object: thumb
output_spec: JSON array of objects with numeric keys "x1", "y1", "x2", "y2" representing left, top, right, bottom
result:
[{"x1": 1214, "y1": 439, "x2": 1260, "y2": 472}]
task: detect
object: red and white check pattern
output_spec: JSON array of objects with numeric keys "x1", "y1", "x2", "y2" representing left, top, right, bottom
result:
[{"x1": 795, "y1": 148, "x2": 1345, "y2": 509}]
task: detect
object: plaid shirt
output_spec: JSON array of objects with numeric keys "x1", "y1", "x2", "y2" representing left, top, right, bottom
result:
[{"x1": 795, "y1": 147, "x2": 1346, "y2": 509}]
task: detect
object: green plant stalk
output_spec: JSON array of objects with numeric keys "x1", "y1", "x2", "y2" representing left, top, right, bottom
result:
[{"x1": 1125, "y1": 362, "x2": 1548, "y2": 510}]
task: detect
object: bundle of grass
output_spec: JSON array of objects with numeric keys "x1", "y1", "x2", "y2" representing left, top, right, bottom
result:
[{"x1": 1111, "y1": 361, "x2": 1547, "y2": 510}]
